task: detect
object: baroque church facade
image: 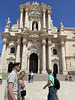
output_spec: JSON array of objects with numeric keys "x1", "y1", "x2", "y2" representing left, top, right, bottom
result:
[{"x1": 1, "y1": 1, "x2": 75, "y2": 74}]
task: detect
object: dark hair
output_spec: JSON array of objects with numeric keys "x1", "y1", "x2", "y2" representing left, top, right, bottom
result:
[
  {"x1": 13, "y1": 62, "x2": 20, "y2": 68},
  {"x1": 47, "y1": 69, "x2": 52, "y2": 74}
]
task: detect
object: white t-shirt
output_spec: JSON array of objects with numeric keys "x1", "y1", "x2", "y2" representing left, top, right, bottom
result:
[{"x1": 4, "y1": 71, "x2": 18, "y2": 100}]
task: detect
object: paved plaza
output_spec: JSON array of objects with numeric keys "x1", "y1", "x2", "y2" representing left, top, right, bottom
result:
[{"x1": 0, "y1": 80, "x2": 75, "y2": 100}]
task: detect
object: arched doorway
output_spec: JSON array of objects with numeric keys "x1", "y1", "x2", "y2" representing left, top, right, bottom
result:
[
  {"x1": 29, "y1": 53, "x2": 38, "y2": 73},
  {"x1": 53, "y1": 64, "x2": 58, "y2": 74},
  {"x1": 8, "y1": 62, "x2": 13, "y2": 73}
]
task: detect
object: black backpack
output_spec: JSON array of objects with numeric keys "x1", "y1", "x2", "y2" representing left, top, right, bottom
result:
[{"x1": 54, "y1": 78, "x2": 60, "y2": 90}]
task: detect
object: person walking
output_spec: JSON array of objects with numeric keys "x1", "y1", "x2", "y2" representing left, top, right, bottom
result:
[
  {"x1": 18, "y1": 71, "x2": 26, "y2": 100},
  {"x1": 31, "y1": 71, "x2": 34, "y2": 83},
  {"x1": 28, "y1": 73, "x2": 31, "y2": 83},
  {"x1": 43, "y1": 69, "x2": 56, "y2": 100},
  {"x1": 4, "y1": 62, "x2": 21, "y2": 100}
]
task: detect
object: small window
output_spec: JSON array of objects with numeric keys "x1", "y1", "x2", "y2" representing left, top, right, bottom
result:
[
  {"x1": 10, "y1": 47, "x2": 15, "y2": 53},
  {"x1": 53, "y1": 49, "x2": 57, "y2": 55}
]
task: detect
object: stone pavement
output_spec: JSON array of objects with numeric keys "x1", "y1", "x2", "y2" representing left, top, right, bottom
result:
[{"x1": 0, "y1": 80, "x2": 75, "y2": 100}]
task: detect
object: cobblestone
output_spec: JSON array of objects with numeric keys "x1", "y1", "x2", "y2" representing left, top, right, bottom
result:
[{"x1": 0, "y1": 80, "x2": 75, "y2": 100}]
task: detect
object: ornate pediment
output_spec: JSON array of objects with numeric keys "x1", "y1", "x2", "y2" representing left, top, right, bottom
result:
[
  {"x1": 7, "y1": 56, "x2": 15, "y2": 60},
  {"x1": 52, "y1": 57, "x2": 59, "y2": 61}
]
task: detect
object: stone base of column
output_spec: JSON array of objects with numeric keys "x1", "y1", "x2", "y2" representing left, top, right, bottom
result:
[
  {"x1": 25, "y1": 70, "x2": 29, "y2": 73},
  {"x1": 18, "y1": 28, "x2": 22, "y2": 33},
  {"x1": 20, "y1": 69, "x2": 29, "y2": 73},
  {"x1": 0, "y1": 69, "x2": 6, "y2": 73},
  {"x1": 43, "y1": 28, "x2": 46, "y2": 32},
  {"x1": 63, "y1": 71, "x2": 68, "y2": 75},
  {"x1": 24, "y1": 27, "x2": 27, "y2": 31},
  {"x1": 42, "y1": 70, "x2": 47, "y2": 74},
  {"x1": 48, "y1": 29, "x2": 51, "y2": 35}
]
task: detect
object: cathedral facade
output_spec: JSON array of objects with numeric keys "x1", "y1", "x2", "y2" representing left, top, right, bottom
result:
[{"x1": 1, "y1": 1, "x2": 75, "y2": 74}]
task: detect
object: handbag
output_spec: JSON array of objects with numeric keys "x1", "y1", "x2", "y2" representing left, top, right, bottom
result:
[{"x1": 21, "y1": 90, "x2": 26, "y2": 96}]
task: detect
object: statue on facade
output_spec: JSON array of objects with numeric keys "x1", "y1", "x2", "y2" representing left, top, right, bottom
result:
[
  {"x1": 33, "y1": 22, "x2": 37, "y2": 31},
  {"x1": 60, "y1": 22, "x2": 64, "y2": 29},
  {"x1": 5, "y1": 18, "x2": 11, "y2": 27}
]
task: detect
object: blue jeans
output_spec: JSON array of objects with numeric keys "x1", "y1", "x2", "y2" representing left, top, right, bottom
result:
[
  {"x1": 31, "y1": 77, "x2": 33, "y2": 83},
  {"x1": 48, "y1": 87, "x2": 56, "y2": 100}
]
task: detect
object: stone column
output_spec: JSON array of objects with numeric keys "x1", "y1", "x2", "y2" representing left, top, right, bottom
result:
[
  {"x1": 19, "y1": 8, "x2": 23, "y2": 29},
  {"x1": 43, "y1": 9, "x2": 46, "y2": 31},
  {"x1": 38, "y1": 58, "x2": 40, "y2": 73},
  {"x1": 30, "y1": 19, "x2": 32, "y2": 30},
  {"x1": 48, "y1": 40, "x2": 52, "y2": 70},
  {"x1": 48, "y1": 10, "x2": 51, "y2": 34},
  {"x1": 61, "y1": 40, "x2": 67, "y2": 74},
  {"x1": 38, "y1": 18, "x2": 41, "y2": 31},
  {"x1": 27, "y1": 57, "x2": 30, "y2": 72},
  {"x1": 0, "y1": 38, "x2": 7, "y2": 72},
  {"x1": 24, "y1": 8, "x2": 28, "y2": 29},
  {"x1": 16, "y1": 38, "x2": 21, "y2": 62},
  {"x1": 42, "y1": 39, "x2": 46, "y2": 73},
  {"x1": 21, "y1": 38, "x2": 27, "y2": 70}
]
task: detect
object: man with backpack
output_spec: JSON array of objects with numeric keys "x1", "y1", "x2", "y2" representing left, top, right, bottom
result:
[
  {"x1": 43, "y1": 69, "x2": 56, "y2": 100},
  {"x1": 53, "y1": 72, "x2": 60, "y2": 100}
]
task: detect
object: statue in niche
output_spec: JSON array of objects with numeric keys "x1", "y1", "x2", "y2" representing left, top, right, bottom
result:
[
  {"x1": 33, "y1": 22, "x2": 37, "y2": 31},
  {"x1": 5, "y1": 18, "x2": 11, "y2": 27}
]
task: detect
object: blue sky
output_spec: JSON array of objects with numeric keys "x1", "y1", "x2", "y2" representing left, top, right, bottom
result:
[{"x1": 0, "y1": 0, "x2": 75, "y2": 53}]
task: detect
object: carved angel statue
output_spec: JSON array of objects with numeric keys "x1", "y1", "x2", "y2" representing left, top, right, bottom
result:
[{"x1": 5, "y1": 18, "x2": 11, "y2": 27}]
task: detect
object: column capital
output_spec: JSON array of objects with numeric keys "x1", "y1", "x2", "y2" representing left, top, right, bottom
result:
[
  {"x1": 61, "y1": 40, "x2": 65, "y2": 47},
  {"x1": 16, "y1": 38, "x2": 21, "y2": 45},
  {"x1": 22, "y1": 38, "x2": 27, "y2": 45},
  {"x1": 48, "y1": 40, "x2": 52, "y2": 46},
  {"x1": 48, "y1": 10, "x2": 50, "y2": 14},
  {"x1": 42, "y1": 39, "x2": 46, "y2": 45},
  {"x1": 25, "y1": 7, "x2": 28, "y2": 12},
  {"x1": 43, "y1": 9, "x2": 46, "y2": 13},
  {"x1": 3, "y1": 38, "x2": 7, "y2": 44},
  {"x1": 19, "y1": 8, "x2": 23, "y2": 13}
]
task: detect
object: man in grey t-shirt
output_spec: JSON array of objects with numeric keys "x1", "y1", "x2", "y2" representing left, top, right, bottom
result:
[{"x1": 4, "y1": 62, "x2": 21, "y2": 100}]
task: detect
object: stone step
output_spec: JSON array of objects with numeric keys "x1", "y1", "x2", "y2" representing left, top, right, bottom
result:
[{"x1": 0, "y1": 73, "x2": 75, "y2": 81}]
